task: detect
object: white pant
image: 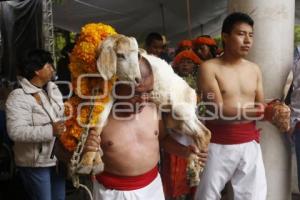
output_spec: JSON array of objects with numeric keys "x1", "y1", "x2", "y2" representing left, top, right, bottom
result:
[
  {"x1": 93, "y1": 174, "x2": 165, "y2": 200},
  {"x1": 195, "y1": 141, "x2": 267, "y2": 200}
]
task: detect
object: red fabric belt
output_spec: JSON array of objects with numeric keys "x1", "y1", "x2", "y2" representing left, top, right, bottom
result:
[
  {"x1": 206, "y1": 121, "x2": 260, "y2": 145},
  {"x1": 95, "y1": 166, "x2": 158, "y2": 191},
  {"x1": 296, "y1": 122, "x2": 300, "y2": 129}
]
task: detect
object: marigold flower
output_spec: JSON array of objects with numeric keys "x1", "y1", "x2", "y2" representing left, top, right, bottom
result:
[{"x1": 59, "y1": 23, "x2": 117, "y2": 151}]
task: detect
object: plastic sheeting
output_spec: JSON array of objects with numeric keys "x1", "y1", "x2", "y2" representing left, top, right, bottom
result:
[
  {"x1": 53, "y1": 0, "x2": 228, "y2": 46},
  {"x1": 53, "y1": 0, "x2": 300, "y2": 46},
  {"x1": 0, "y1": 0, "x2": 43, "y2": 81}
]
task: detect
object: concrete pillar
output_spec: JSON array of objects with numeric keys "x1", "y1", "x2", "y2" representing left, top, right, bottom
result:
[{"x1": 227, "y1": 1, "x2": 295, "y2": 200}]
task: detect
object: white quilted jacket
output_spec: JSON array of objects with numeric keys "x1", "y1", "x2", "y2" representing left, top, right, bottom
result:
[{"x1": 5, "y1": 77, "x2": 64, "y2": 167}]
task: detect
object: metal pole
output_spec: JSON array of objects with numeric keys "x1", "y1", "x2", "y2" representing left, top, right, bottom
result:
[
  {"x1": 43, "y1": 0, "x2": 56, "y2": 68},
  {"x1": 186, "y1": 0, "x2": 192, "y2": 38},
  {"x1": 160, "y1": 3, "x2": 166, "y2": 36},
  {"x1": 200, "y1": 24, "x2": 203, "y2": 35}
]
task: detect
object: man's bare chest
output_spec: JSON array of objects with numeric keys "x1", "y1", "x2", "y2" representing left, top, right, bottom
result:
[
  {"x1": 215, "y1": 67, "x2": 257, "y2": 96},
  {"x1": 101, "y1": 105, "x2": 159, "y2": 149}
]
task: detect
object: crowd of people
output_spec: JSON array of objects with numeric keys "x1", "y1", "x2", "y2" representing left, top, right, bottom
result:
[{"x1": 1, "y1": 11, "x2": 294, "y2": 200}]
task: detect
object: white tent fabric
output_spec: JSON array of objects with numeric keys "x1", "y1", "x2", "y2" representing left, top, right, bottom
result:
[{"x1": 53, "y1": 0, "x2": 300, "y2": 46}]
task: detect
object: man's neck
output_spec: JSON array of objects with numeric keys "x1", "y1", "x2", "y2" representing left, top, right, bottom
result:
[
  {"x1": 30, "y1": 77, "x2": 45, "y2": 88},
  {"x1": 113, "y1": 103, "x2": 146, "y2": 118},
  {"x1": 221, "y1": 52, "x2": 243, "y2": 65}
]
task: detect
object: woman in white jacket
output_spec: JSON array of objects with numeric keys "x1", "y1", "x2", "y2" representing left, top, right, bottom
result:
[{"x1": 5, "y1": 49, "x2": 66, "y2": 200}]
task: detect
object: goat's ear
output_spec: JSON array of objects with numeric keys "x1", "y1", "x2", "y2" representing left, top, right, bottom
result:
[{"x1": 96, "y1": 45, "x2": 116, "y2": 80}]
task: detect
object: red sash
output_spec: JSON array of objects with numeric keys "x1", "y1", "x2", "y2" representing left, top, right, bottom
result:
[
  {"x1": 95, "y1": 166, "x2": 158, "y2": 191},
  {"x1": 206, "y1": 121, "x2": 260, "y2": 145},
  {"x1": 296, "y1": 122, "x2": 300, "y2": 129}
]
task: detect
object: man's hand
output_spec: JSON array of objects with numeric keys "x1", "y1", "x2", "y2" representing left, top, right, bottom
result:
[
  {"x1": 264, "y1": 100, "x2": 291, "y2": 132},
  {"x1": 83, "y1": 128, "x2": 101, "y2": 153},
  {"x1": 188, "y1": 145, "x2": 208, "y2": 168},
  {"x1": 52, "y1": 120, "x2": 65, "y2": 138},
  {"x1": 287, "y1": 126, "x2": 295, "y2": 136}
]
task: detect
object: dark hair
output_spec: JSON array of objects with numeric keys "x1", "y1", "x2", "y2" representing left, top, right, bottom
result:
[
  {"x1": 199, "y1": 35, "x2": 218, "y2": 58},
  {"x1": 221, "y1": 12, "x2": 254, "y2": 34},
  {"x1": 145, "y1": 32, "x2": 163, "y2": 47},
  {"x1": 208, "y1": 46, "x2": 217, "y2": 58},
  {"x1": 20, "y1": 49, "x2": 53, "y2": 80},
  {"x1": 61, "y1": 43, "x2": 75, "y2": 57}
]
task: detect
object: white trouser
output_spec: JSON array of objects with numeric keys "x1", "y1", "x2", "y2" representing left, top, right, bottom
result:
[
  {"x1": 93, "y1": 174, "x2": 165, "y2": 200},
  {"x1": 195, "y1": 141, "x2": 267, "y2": 200}
]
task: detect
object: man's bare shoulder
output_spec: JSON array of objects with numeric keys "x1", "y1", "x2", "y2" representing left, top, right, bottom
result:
[
  {"x1": 200, "y1": 58, "x2": 220, "y2": 72},
  {"x1": 242, "y1": 59, "x2": 261, "y2": 73},
  {"x1": 202, "y1": 58, "x2": 221, "y2": 66}
]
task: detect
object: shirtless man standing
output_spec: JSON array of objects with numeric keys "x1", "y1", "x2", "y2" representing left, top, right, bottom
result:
[
  {"x1": 84, "y1": 56, "x2": 208, "y2": 200},
  {"x1": 195, "y1": 12, "x2": 267, "y2": 200}
]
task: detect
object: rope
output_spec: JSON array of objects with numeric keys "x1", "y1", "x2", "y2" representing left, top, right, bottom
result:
[
  {"x1": 79, "y1": 183, "x2": 93, "y2": 200},
  {"x1": 69, "y1": 87, "x2": 100, "y2": 200}
]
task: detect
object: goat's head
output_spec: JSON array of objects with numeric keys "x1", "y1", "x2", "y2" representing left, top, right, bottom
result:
[{"x1": 96, "y1": 34, "x2": 141, "y2": 85}]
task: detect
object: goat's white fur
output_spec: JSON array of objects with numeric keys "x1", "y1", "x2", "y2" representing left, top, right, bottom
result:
[
  {"x1": 141, "y1": 53, "x2": 210, "y2": 140},
  {"x1": 141, "y1": 52, "x2": 211, "y2": 186}
]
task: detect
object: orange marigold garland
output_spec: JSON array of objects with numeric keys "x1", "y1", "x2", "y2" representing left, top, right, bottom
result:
[{"x1": 60, "y1": 23, "x2": 117, "y2": 152}]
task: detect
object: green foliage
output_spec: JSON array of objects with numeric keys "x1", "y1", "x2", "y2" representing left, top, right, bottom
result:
[
  {"x1": 69, "y1": 32, "x2": 77, "y2": 43},
  {"x1": 295, "y1": 25, "x2": 300, "y2": 46},
  {"x1": 55, "y1": 32, "x2": 66, "y2": 58},
  {"x1": 213, "y1": 35, "x2": 222, "y2": 48},
  {"x1": 54, "y1": 27, "x2": 77, "y2": 60},
  {"x1": 53, "y1": 0, "x2": 64, "y2": 4}
]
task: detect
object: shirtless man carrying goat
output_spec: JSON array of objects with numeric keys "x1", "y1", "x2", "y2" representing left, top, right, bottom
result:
[{"x1": 85, "y1": 56, "x2": 208, "y2": 200}]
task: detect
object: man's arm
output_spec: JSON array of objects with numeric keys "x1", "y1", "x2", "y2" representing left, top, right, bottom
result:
[
  {"x1": 159, "y1": 120, "x2": 208, "y2": 165},
  {"x1": 6, "y1": 91, "x2": 54, "y2": 142},
  {"x1": 198, "y1": 62, "x2": 223, "y2": 105},
  {"x1": 254, "y1": 64, "x2": 265, "y2": 104},
  {"x1": 239, "y1": 64, "x2": 265, "y2": 119},
  {"x1": 84, "y1": 128, "x2": 101, "y2": 152}
]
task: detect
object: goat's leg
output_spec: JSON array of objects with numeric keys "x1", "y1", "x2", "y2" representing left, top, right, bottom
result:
[
  {"x1": 77, "y1": 127, "x2": 104, "y2": 174},
  {"x1": 186, "y1": 133, "x2": 203, "y2": 186},
  {"x1": 186, "y1": 130, "x2": 211, "y2": 186},
  {"x1": 92, "y1": 148, "x2": 104, "y2": 174},
  {"x1": 77, "y1": 151, "x2": 97, "y2": 174}
]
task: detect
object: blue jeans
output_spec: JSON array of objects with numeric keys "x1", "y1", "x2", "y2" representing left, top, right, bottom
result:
[
  {"x1": 294, "y1": 128, "x2": 300, "y2": 191},
  {"x1": 18, "y1": 166, "x2": 65, "y2": 200}
]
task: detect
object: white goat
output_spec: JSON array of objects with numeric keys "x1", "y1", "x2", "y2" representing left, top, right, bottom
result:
[
  {"x1": 75, "y1": 34, "x2": 141, "y2": 175},
  {"x1": 141, "y1": 52, "x2": 211, "y2": 186}
]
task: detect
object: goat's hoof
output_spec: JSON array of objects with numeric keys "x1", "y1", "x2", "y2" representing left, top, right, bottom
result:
[
  {"x1": 76, "y1": 164, "x2": 93, "y2": 174},
  {"x1": 92, "y1": 163, "x2": 104, "y2": 174}
]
